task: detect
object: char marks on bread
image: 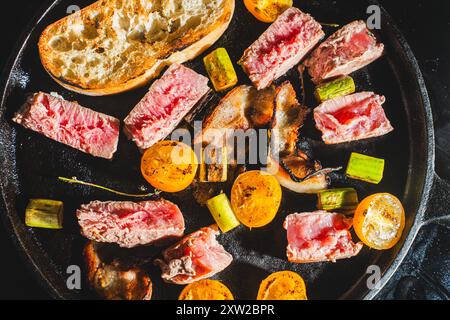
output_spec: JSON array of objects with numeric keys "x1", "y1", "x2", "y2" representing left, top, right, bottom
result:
[{"x1": 38, "y1": 0, "x2": 235, "y2": 95}]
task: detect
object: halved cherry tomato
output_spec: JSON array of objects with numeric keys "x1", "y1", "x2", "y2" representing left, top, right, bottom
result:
[
  {"x1": 231, "y1": 170, "x2": 282, "y2": 228},
  {"x1": 243, "y1": 0, "x2": 293, "y2": 23},
  {"x1": 257, "y1": 271, "x2": 307, "y2": 300},
  {"x1": 179, "y1": 279, "x2": 234, "y2": 300},
  {"x1": 141, "y1": 140, "x2": 198, "y2": 193},
  {"x1": 353, "y1": 193, "x2": 405, "y2": 250}
]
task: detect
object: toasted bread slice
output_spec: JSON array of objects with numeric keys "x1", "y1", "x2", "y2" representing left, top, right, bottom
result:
[{"x1": 38, "y1": 0, "x2": 235, "y2": 96}]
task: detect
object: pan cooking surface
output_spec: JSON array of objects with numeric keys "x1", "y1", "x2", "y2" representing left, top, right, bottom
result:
[{"x1": 0, "y1": 0, "x2": 433, "y2": 299}]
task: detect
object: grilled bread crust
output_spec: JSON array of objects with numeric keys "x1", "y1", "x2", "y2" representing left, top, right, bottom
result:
[{"x1": 38, "y1": 0, "x2": 235, "y2": 96}]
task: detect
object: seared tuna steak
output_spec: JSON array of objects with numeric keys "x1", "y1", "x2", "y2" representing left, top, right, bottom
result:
[
  {"x1": 284, "y1": 211, "x2": 363, "y2": 263},
  {"x1": 314, "y1": 91, "x2": 393, "y2": 144},
  {"x1": 124, "y1": 64, "x2": 209, "y2": 150},
  {"x1": 306, "y1": 20, "x2": 384, "y2": 83},
  {"x1": 12, "y1": 92, "x2": 120, "y2": 159},
  {"x1": 155, "y1": 226, "x2": 233, "y2": 284},
  {"x1": 77, "y1": 199, "x2": 185, "y2": 248},
  {"x1": 239, "y1": 7, "x2": 324, "y2": 90}
]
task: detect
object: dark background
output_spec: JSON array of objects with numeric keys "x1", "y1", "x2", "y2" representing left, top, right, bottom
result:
[{"x1": 0, "y1": 0, "x2": 449, "y2": 300}]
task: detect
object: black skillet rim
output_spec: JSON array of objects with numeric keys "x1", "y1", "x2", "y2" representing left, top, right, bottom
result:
[
  {"x1": 341, "y1": 1, "x2": 435, "y2": 299},
  {"x1": 0, "y1": 0, "x2": 435, "y2": 300}
]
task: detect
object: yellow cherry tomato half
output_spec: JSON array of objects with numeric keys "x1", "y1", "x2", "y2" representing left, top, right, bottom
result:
[
  {"x1": 353, "y1": 193, "x2": 405, "y2": 250},
  {"x1": 257, "y1": 271, "x2": 307, "y2": 300},
  {"x1": 231, "y1": 170, "x2": 282, "y2": 228},
  {"x1": 179, "y1": 280, "x2": 234, "y2": 300},
  {"x1": 141, "y1": 140, "x2": 198, "y2": 193},
  {"x1": 243, "y1": 0, "x2": 293, "y2": 23}
]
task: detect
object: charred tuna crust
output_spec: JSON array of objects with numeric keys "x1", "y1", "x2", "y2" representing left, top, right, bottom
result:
[
  {"x1": 306, "y1": 20, "x2": 384, "y2": 83},
  {"x1": 239, "y1": 7, "x2": 324, "y2": 90},
  {"x1": 124, "y1": 63, "x2": 210, "y2": 150},
  {"x1": 77, "y1": 199, "x2": 185, "y2": 248},
  {"x1": 12, "y1": 92, "x2": 120, "y2": 159},
  {"x1": 155, "y1": 226, "x2": 233, "y2": 285}
]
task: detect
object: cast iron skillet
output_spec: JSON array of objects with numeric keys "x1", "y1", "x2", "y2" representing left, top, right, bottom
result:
[{"x1": 1, "y1": 0, "x2": 449, "y2": 300}]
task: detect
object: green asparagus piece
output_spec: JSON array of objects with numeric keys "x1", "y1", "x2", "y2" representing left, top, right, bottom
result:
[
  {"x1": 206, "y1": 193, "x2": 240, "y2": 233},
  {"x1": 318, "y1": 188, "x2": 359, "y2": 212},
  {"x1": 204, "y1": 48, "x2": 238, "y2": 92},
  {"x1": 25, "y1": 199, "x2": 64, "y2": 229},
  {"x1": 346, "y1": 153, "x2": 385, "y2": 184},
  {"x1": 315, "y1": 76, "x2": 356, "y2": 102}
]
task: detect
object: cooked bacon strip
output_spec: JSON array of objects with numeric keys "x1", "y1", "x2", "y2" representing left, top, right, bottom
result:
[
  {"x1": 270, "y1": 82, "x2": 309, "y2": 158},
  {"x1": 77, "y1": 199, "x2": 185, "y2": 248},
  {"x1": 155, "y1": 226, "x2": 232, "y2": 285},
  {"x1": 268, "y1": 82, "x2": 328, "y2": 194},
  {"x1": 239, "y1": 7, "x2": 324, "y2": 89},
  {"x1": 284, "y1": 211, "x2": 363, "y2": 263},
  {"x1": 124, "y1": 64, "x2": 209, "y2": 150},
  {"x1": 13, "y1": 92, "x2": 120, "y2": 159},
  {"x1": 314, "y1": 91, "x2": 393, "y2": 144},
  {"x1": 195, "y1": 85, "x2": 256, "y2": 146},
  {"x1": 306, "y1": 20, "x2": 384, "y2": 83}
]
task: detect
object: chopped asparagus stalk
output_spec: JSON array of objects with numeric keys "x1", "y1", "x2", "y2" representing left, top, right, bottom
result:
[
  {"x1": 25, "y1": 199, "x2": 63, "y2": 229},
  {"x1": 206, "y1": 193, "x2": 240, "y2": 233},
  {"x1": 203, "y1": 48, "x2": 238, "y2": 92},
  {"x1": 318, "y1": 188, "x2": 359, "y2": 212},
  {"x1": 314, "y1": 76, "x2": 356, "y2": 102},
  {"x1": 346, "y1": 153, "x2": 385, "y2": 184},
  {"x1": 199, "y1": 146, "x2": 228, "y2": 182}
]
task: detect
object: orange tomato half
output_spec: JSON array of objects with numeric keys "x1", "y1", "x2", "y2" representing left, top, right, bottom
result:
[
  {"x1": 353, "y1": 193, "x2": 405, "y2": 250},
  {"x1": 257, "y1": 271, "x2": 307, "y2": 300},
  {"x1": 231, "y1": 170, "x2": 282, "y2": 228},
  {"x1": 179, "y1": 280, "x2": 234, "y2": 300},
  {"x1": 243, "y1": 0, "x2": 293, "y2": 23},
  {"x1": 141, "y1": 140, "x2": 198, "y2": 193}
]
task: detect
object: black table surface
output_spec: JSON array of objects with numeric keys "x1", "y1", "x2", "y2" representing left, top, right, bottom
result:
[{"x1": 0, "y1": 0, "x2": 449, "y2": 300}]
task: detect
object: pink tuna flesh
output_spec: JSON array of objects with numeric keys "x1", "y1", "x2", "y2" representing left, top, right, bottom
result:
[
  {"x1": 77, "y1": 199, "x2": 185, "y2": 248},
  {"x1": 284, "y1": 211, "x2": 363, "y2": 263},
  {"x1": 12, "y1": 92, "x2": 120, "y2": 159},
  {"x1": 124, "y1": 64, "x2": 209, "y2": 150},
  {"x1": 306, "y1": 20, "x2": 384, "y2": 83},
  {"x1": 314, "y1": 91, "x2": 393, "y2": 144},
  {"x1": 240, "y1": 7, "x2": 324, "y2": 89}
]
